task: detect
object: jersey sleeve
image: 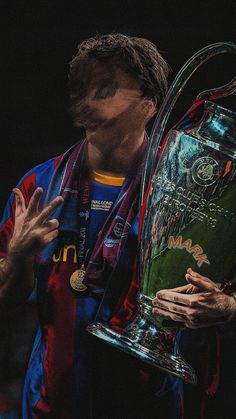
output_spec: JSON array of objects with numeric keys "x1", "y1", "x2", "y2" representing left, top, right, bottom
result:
[{"x1": 0, "y1": 155, "x2": 62, "y2": 258}]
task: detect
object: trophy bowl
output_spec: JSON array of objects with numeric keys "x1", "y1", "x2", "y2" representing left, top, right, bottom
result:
[{"x1": 87, "y1": 42, "x2": 236, "y2": 385}]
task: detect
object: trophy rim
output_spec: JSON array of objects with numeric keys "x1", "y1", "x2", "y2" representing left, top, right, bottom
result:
[{"x1": 205, "y1": 100, "x2": 236, "y2": 121}]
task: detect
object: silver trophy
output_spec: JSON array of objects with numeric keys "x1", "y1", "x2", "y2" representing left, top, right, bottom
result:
[{"x1": 88, "y1": 42, "x2": 236, "y2": 384}]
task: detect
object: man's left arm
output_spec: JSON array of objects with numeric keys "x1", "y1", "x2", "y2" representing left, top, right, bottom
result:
[{"x1": 152, "y1": 268, "x2": 236, "y2": 328}]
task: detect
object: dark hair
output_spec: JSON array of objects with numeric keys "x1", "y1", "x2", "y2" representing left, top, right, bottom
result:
[{"x1": 68, "y1": 33, "x2": 169, "y2": 112}]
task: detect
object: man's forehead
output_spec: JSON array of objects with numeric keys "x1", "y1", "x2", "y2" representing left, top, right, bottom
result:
[{"x1": 89, "y1": 63, "x2": 140, "y2": 90}]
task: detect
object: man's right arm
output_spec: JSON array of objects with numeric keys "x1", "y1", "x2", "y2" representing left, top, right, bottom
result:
[
  {"x1": 0, "y1": 187, "x2": 63, "y2": 310},
  {"x1": 0, "y1": 254, "x2": 35, "y2": 309}
]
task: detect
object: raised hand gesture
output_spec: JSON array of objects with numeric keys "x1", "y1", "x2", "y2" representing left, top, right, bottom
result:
[{"x1": 9, "y1": 187, "x2": 64, "y2": 260}]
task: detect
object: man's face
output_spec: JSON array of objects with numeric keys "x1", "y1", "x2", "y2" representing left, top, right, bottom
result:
[{"x1": 72, "y1": 63, "x2": 154, "y2": 135}]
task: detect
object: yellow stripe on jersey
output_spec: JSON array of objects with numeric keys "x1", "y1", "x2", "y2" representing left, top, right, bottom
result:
[{"x1": 92, "y1": 170, "x2": 125, "y2": 186}]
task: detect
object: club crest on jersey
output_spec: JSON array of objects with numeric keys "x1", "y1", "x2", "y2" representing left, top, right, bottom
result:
[
  {"x1": 167, "y1": 235, "x2": 210, "y2": 267},
  {"x1": 104, "y1": 237, "x2": 120, "y2": 248},
  {"x1": 113, "y1": 222, "x2": 124, "y2": 237}
]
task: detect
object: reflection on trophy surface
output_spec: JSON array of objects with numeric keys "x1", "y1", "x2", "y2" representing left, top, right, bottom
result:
[
  {"x1": 88, "y1": 42, "x2": 236, "y2": 384},
  {"x1": 143, "y1": 104, "x2": 236, "y2": 297}
]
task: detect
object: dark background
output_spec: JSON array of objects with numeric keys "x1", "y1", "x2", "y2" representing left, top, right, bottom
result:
[
  {"x1": 1, "y1": 0, "x2": 236, "y2": 213},
  {"x1": 0, "y1": 0, "x2": 236, "y2": 417}
]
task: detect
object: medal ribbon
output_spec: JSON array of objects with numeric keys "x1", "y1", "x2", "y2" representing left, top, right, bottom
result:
[{"x1": 39, "y1": 135, "x2": 148, "y2": 295}]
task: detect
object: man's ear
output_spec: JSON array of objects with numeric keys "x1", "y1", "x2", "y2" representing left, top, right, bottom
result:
[{"x1": 142, "y1": 98, "x2": 157, "y2": 121}]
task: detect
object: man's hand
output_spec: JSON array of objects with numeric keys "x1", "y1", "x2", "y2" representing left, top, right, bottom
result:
[
  {"x1": 0, "y1": 187, "x2": 63, "y2": 306},
  {"x1": 8, "y1": 187, "x2": 64, "y2": 260},
  {"x1": 152, "y1": 268, "x2": 236, "y2": 328}
]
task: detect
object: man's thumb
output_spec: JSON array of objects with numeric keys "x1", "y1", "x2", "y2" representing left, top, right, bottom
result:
[{"x1": 185, "y1": 268, "x2": 216, "y2": 291}]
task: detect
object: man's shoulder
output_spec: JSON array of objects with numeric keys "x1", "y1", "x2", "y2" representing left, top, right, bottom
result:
[
  {"x1": 18, "y1": 140, "x2": 81, "y2": 198},
  {"x1": 24, "y1": 155, "x2": 62, "y2": 181},
  {"x1": 31, "y1": 139, "x2": 83, "y2": 183}
]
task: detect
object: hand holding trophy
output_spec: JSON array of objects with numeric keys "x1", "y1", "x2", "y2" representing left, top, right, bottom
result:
[
  {"x1": 152, "y1": 267, "x2": 236, "y2": 329},
  {"x1": 88, "y1": 42, "x2": 236, "y2": 384}
]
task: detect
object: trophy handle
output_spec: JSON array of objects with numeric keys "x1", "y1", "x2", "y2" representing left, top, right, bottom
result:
[
  {"x1": 141, "y1": 42, "x2": 236, "y2": 204},
  {"x1": 197, "y1": 75, "x2": 236, "y2": 100}
]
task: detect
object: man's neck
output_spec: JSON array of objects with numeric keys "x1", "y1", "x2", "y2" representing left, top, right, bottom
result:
[{"x1": 86, "y1": 129, "x2": 145, "y2": 176}]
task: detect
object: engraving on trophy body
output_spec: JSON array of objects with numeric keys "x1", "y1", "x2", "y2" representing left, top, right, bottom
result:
[
  {"x1": 167, "y1": 235, "x2": 210, "y2": 267},
  {"x1": 191, "y1": 156, "x2": 220, "y2": 186},
  {"x1": 142, "y1": 129, "x2": 236, "y2": 298}
]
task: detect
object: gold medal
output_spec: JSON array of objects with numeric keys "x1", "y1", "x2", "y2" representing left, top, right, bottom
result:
[{"x1": 70, "y1": 266, "x2": 87, "y2": 292}]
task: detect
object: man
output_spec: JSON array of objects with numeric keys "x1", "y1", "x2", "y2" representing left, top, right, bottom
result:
[
  {"x1": 0, "y1": 33, "x2": 235, "y2": 419},
  {"x1": 0, "y1": 33, "x2": 178, "y2": 419}
]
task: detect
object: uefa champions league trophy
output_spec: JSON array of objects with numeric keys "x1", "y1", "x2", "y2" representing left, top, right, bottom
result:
[{"x1": 88, "y1": 42, "x2": 236, "y2": 384}]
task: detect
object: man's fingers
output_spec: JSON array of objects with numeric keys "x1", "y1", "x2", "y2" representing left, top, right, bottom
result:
[
  {"x1": 26, "y1": 187, "x2": 43, "y2": 218},
  {"x1": 13, "y1": 188, "x2": 26, "y2": 213},
  {"x1": 152, "y1": 306, "x2": 185, "y2": 323},
  {"x1": 43, "y1": 219, "x2": 59, "y2": 230},
  {"x1": 155, "y1": 284, "x2": 199, "y2": 297},
  {"x1": 36, "y1": 219, "x2": 60, "y2": 237},
  {"x1": 36, "y1": 196, "x2": 64, "y2": 224},
  {"x1": 186, "y1": 268, "x2": 216, "y2": 291},
  {"x1": 154, "y1": 290, "x2": 201, "y2": 306},
  {"x1": 152, "y1": 297, "x2": 211, "y2": 322},
  {"x1": 153, "y1": 298, "x2": 192, "y2": 316},
  {"x1": 186, "y1": 267, "x2": 203, "y2": 279},
  {"x1": 43, "y1": 229, "x2": 59, "y2": 245},
  {"x1": 164, "y1": 284, "x2": 192, "y2": 293}
]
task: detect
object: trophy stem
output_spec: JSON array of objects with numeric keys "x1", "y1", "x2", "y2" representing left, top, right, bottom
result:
[{"x1": 87, "y1": 295, "x2": 197, "y2": 384}]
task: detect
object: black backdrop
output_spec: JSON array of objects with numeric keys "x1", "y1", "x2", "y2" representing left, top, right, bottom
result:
[
  {"x1": 1, "y1": 0, "x2": 236, "y2": 213},
  {"x1": 1, "y1": 1, "x2": 236, "y2": 417}
]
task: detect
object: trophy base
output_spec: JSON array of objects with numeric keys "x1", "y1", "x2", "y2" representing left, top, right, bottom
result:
[{"x1": 87, "y1": 296, "x2": 197, "y2": 384}]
